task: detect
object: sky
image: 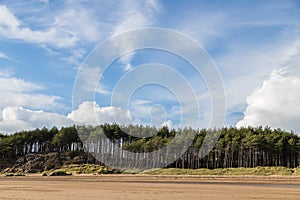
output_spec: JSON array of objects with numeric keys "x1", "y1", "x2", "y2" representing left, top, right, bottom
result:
[{"x1": 0, "y1": 0, "x2": 300, "y2": 134}]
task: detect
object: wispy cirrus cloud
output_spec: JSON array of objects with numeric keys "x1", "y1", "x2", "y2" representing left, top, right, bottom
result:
[
  {"x1": 0, "y1": 5, "x2": 77, "y2": 48},
  {"x1": 0, "y1": 51, "x2": 12, "y2": 61},
  {"x1": 0, "y1": 1, "x2": 161, "y2": 63},
  {"x1": 0, "y1": 69, "x2": 63, "y2": 111}
]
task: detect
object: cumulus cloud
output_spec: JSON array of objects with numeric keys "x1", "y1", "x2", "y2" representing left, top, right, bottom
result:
[
  {"x1": 0, "y1": 100, "x2": 175, "y2": 134},
  {"x1": 0, "y1": 101, "x2": 135, "y2": 134},
  {"x1": 0, "y1": 106, "x2": 74, "y2": 133},
  {"x1": 237, "y1": 50, "x2": 300, "y2": 133},
  {"x1": 67, "y1": 101, "x2": 133, "y2": 126}
]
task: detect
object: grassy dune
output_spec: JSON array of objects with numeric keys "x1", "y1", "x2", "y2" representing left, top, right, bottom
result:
[
  {"x1": 49, "y1": 165, "x2": 300, "y2": 176},
  {"x1": 141, "y1": 167, "x2": 300, "y2": 176},
  {"x1": 4, "y1": 164, "x2": 300, "y2": 176}
]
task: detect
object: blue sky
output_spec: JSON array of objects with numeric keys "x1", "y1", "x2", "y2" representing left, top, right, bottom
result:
[{"x1": 0, "y1": 0, "x2": 300, "y2": 133}]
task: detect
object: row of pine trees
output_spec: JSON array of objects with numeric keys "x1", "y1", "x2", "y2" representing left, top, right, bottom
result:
[{"x1": 0, "y1": 124, "x2": 299, "y2": 169}]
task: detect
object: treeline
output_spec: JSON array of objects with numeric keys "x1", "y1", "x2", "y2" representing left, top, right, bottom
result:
[
  {"x1": 0, "y1": 125, "x2": 299, "y2": 170},
  {"x1": 0, "y1": 127, "x2": 82, "y2": 160}
]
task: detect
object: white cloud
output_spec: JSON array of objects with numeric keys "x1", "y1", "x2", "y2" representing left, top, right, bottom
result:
[
  {"x1": 0, "y1": 101, "x2": 136, "y2": 134},
  {"x1": 0, "y1": 70, "x2": 63, "y2": 110},
  {"x1": 60, "y1": 48, "x2": 86, "y2": 66},
  {"x1": 237, "y1": 49, "x2": 300, "y2": 133},
  {"x1": 0, "y1": 93, "x2": 61, "y2": 111},
  {"x1": 0, "y1": 5, "x2": 77, "y2": 48},
  {"x1": 0, "y1": 51, "x2": 12, "y2": 60},
  {"x1": 215, "y1": 39, "x2": 300, "y2": 127},
  {"x1": 0, "y1": 1, "x2": 160, "y2": 60},
  {"x1": 0, "y1": 75, "x2": 41, "y2": 92},
  {"x1": 67, "y1": 101, "x2": 133, "y2": 126},
  {"x1": 0, "y1": 106, "x2": 74, "y2": 134},
  {"x1": 0, "y1": 5, "x2": 19, "y2": 27},
  {"x1": 52, "y1": 6, "x2": 100, "y2": 43}
]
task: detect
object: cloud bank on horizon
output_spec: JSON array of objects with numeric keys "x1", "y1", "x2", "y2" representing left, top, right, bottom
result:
[{"x1": 0, "y1": 0, "x2": 300, "y2": 134}]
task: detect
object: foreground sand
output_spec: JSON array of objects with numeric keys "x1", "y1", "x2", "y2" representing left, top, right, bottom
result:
[{"x1": 0, "y1": 175, "x2": 300, "y2": 200}]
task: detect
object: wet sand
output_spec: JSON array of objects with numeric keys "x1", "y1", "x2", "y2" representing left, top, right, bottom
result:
[{"x1": 0, "y1": 175, "x2": 300, "y2": 200}]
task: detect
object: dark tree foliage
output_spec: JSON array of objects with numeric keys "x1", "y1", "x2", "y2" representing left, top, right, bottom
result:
[{"x1": 0, "y1": 125, "x2": 299, "y2": 170}]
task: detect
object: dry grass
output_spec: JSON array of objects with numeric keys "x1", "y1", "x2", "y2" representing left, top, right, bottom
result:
[{"x1": 141, "y1": 166, "x2": 300, "y2": 176}]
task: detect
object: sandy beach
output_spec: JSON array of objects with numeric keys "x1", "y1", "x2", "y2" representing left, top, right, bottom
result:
[{"x1": 0, "y1": 175, "x2": 299, "y2": 200}]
